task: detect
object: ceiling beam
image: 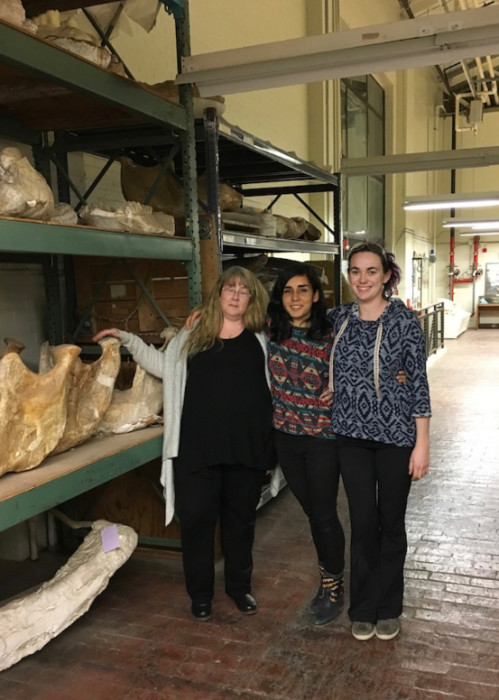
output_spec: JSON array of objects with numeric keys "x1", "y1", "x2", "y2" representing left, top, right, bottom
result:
[
  {"x1": 341, "y1": 145, "x2": 499, "y2": 175},
  {"x1": 176, "y1": 5, "x2": 499, "y2": 96}
]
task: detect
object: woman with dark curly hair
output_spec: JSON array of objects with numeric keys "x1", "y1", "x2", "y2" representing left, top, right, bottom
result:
[
  {"x1": 328, "y1": 242, "x2": 431, "y2": 642},
  {"x1": 267, "y1": 262, "x2": 345, "y2": 628}
]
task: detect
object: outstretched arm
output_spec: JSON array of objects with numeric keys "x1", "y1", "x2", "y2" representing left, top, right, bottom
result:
[{"x1": 93, "y1": 328, "x2": 164, "y2": 379}]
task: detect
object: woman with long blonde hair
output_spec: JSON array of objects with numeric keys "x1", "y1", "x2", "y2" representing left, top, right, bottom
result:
[{"x1": 94, "y1": 267, "x2": 280, "y2": 622}]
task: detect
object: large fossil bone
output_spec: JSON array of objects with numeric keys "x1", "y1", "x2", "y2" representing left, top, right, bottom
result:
[
  {"x1": 1, "y1": 337, "x2": 25, "y2": 358},
  {"x1": 96, "y1": 329, "x2": 177, "y2": 436},
  {"x1": 39, "y1": 338, "x2": 122, "y2": 455},
  {"x1": 33, "y1": 11, "x2": 111, "y2": 68},
  {"x1": 0, "y1": 147, "x2": 55, "y2": 221},
  {"x1": 0, "y1": 345, "x2": 81, "y2": 476},
  {"x1": 0, "y1": 520, "x2": 138, "y2": 672},
  {"x1": 119, "y1": 158, "x2": 243, "y2": 217}
]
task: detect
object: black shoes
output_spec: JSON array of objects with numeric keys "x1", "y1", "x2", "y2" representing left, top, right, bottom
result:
[
  {"x1": 191, "y1": 602, "x2": 212, "y2": 621},
  {"x1": 231, "y1": 593, "x2": 258, "y2": 614},
  {"x1": 310, "y1": 575, "x2": 344, "y2": 627}
]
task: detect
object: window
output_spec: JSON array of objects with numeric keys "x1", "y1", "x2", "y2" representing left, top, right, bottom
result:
[{"x1": 341, "y1": 75, "x2": 385, "y2": 246}]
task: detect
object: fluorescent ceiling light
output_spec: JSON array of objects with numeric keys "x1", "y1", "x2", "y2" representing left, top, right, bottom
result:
[
  {"x1": 459, "y1": 231, "x2": 499, "y2": 237},
  {"x1": 442, "y1": 218, "x2": 499, "y2": 229},
  {"x1": 176, "y1": 5, "x2": 499, "y2": 96},
  {"x1": 404, "y1": 193, "x2": 499, "y2": 211}
]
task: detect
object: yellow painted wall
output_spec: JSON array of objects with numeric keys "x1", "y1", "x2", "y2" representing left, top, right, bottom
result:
[{"x1": 81, "y1": 0, "x2": 312, "y2": 222}]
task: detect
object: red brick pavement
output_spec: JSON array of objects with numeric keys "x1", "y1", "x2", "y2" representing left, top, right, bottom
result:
[{"x1": 1, "y1": 329, "x2": 499, "y2": 699}]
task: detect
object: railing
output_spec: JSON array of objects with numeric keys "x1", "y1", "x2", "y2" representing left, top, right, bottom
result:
[{"x1": 416, "y1": 302, "x2": 445, "y2": 358}]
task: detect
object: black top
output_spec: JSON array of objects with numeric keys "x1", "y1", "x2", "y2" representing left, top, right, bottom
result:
[{"x1": 177, "y1": 329, "x2": 275, "y2": 472}]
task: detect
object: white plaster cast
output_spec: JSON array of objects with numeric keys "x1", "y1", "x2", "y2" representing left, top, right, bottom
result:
[{"x1": 0, "y1": 520, "x2": 138, "y2": 672}]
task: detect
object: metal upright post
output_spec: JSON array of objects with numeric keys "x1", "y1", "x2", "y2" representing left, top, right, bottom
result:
[
  {"x1": 33, "y1": 138, "x2": 64, "y2": 345},
  {"x1": 203, "y1": 107, "x2": 222, "y2": 249},
  {"x1": 333, "y1": 175, "x2": 343, "y2": 306},
  {"x1": 175, "y1": 0, "x2": 202, "y2": 308},
  {"x1": 54, "y1": 133, "x2": 78, "y2": 338}
]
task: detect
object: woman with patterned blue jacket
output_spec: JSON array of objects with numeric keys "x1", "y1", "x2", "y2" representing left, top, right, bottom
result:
[{"x1": 328, "y1": 242, "x2": 431, "y2": 642}]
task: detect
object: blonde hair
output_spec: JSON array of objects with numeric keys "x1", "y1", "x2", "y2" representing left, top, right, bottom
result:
[{"x1": 183, "y1": 266, "x2": 268, "y2": 358}]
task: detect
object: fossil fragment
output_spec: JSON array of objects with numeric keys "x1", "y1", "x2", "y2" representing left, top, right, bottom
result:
[
  {"x1": 0, "y1": 520, "x2": 137, "y2": 672},
  {"x1": 0, "y1": 345, "x2": 80, "y2": 476},
  {"x1": 39, "y1": 338, "x2": 122, "y2": 455},
  {"x1": 96, "y1": 328, "x2": 177, "y2": 436},
  {"x1": 1, "y1": 338, "x2": 25, "y2": 358},
  {"x1": 0, "y1": 147, "x2": 54, "y2": 221}
]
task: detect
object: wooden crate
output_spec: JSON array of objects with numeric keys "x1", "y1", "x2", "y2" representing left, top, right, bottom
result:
[
  {"x1": 76, "y1": 457, "x2": 181, "y2": 546},
  {"x1": 73, "y1": 233, "x2": 220, "y2": 343}
]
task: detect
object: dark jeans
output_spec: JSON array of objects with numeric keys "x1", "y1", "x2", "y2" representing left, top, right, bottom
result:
[
  {"x1": 336, "y1": 435, "x2": 413, "y2": 623},
  {"x1": 274, "y1": 430, "x2": 345, "y2": 576},
  {"x1": 174, "y1": 461, "x2": 266, "y2": 604}
]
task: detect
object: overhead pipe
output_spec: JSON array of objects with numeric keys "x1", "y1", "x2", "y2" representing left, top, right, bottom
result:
[{"x1": 471, "y1": 234, "x2": 480, "y2": 317}]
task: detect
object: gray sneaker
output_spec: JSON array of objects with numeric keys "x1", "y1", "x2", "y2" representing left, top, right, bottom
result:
[
  {"x1": 375, "y1": 618, "x2": 400, "y2": 640},
  {"x1": 351, "y1": 621, "x2": 376, "y2": 641}
]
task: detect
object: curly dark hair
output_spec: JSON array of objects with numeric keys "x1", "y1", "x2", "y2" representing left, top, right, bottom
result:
[
  {"x1": 347, "y1": 242, "x2": 401, "y2": 299},
  {"x1": 267, "y1": 262, "x2": 331, "y2": 342}
]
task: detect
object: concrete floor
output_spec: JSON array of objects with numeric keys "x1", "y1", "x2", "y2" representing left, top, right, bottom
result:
[{"x1": 1, "y1": 329, "x2": 498, "y2": 700}]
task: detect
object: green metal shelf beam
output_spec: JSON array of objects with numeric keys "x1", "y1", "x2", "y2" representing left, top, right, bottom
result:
[
  {"x1": 0, "y1": 435, "x2": 163, "y2": 534},
  {"x1": 0, "y1": 219, "x2": 194, "y2": 261},
  {"x1": 0, "y1": 21, "x2": 187, "y2": 133}
]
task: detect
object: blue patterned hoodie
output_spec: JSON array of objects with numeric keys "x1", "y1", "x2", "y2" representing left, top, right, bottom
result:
[{"x1": 327, "y1": 298, "x2": 431, "y2": 447}]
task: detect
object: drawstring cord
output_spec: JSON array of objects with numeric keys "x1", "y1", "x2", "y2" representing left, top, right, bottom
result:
[
  {"x1": 373, "y1": 322, "x2": 383, "y2": 401},
  {"x1": 328, "y1": 319, "x2": 349, "y2": 393}
]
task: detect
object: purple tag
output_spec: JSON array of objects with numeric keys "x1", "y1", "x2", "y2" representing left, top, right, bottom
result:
[{"x1": 101, "y1": 524, "x2": 121, "y2": 553}]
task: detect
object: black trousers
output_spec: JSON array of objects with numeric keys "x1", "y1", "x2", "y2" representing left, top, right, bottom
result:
[
  {"x1": 174, "y1": 461, "x2": 266, "y2": 604},
  {"x1": 274, "y1": 430, "x2": 345, "y2": 576},
  {"x1": 336, "y1": 435, "x2": 413, "y2": 623}
]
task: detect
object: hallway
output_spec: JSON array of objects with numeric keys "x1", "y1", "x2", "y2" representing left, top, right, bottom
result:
[{"x1": 0, "y1": 329, "x2": 499, "y2": 700}]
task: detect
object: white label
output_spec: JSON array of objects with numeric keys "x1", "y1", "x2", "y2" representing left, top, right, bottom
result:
[
  {"x1": 245, "y1": 237, "x2": 257, "y2": 246},
  {"x1": 224, "y1": 234, "x2": 235, "y2": 243},
  {"x1": 110, "y1": 284, "x2": 127, "y2": 299}
]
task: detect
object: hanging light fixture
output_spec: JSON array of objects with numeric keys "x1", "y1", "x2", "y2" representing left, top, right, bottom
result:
[
  {"x1": 403, "y1": 192, "x2": 499, "y2": 211},
  {"x1": 443, "y1": 218, "x2": 499, "y2": 229}
]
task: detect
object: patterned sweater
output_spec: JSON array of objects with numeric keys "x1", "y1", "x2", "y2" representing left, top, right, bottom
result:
[
  {"x1": 327, "y1": 299, "x2": 431, "y2": 447},
  {"x1": 267, "y1": 325, "x2": 335, "y2": 439}
]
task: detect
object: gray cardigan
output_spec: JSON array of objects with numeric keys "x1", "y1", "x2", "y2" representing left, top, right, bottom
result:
[{"x1": 119, "y1": 328, "x2": 282, "y2": 525}]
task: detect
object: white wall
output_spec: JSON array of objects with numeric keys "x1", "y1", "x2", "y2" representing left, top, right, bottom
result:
[{"x1": 434, "y1": 111, "x2": 499, "y2": 318}]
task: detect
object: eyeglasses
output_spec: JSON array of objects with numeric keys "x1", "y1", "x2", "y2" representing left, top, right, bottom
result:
[{"x1": 221, "y1": 285, "x2": 251, "y2": 299}]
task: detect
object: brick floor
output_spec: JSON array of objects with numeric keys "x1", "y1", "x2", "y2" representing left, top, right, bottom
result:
[{"x1": 1, "y1": 329, "x2": 499, "y2": 699}]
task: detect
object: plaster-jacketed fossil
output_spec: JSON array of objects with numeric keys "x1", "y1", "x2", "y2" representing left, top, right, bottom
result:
[
  {"x1": 0, "y1": 345, "x2": 81, "y2": 477},
  {"x1": 0, "y1": 147, "x2": 54, "y2": 221},
  {"x1": 0, "y1": 520, "x2": 138, "y2": 672},
  {"x1": 39, "y1": 338, "x2": 122, "y2": 455},
  {"x1": 97, "y1": 328, "x2": 177, "y2": 436}
]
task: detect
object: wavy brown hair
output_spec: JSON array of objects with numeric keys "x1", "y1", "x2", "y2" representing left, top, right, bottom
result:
[{"x1": 183, "y1": 266, "x2": 269, "y2": 357}]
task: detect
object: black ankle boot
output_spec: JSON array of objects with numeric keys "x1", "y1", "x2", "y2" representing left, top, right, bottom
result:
[
  {"x1": 310, "y1": 574, "x2": 344, "y2": 627},
  {"x1": 308, "y1": 563, "x2": 325, "y2": 612}
]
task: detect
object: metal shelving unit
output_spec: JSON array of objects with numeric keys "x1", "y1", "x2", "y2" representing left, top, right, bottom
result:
[
  {"x1": 199, "y1": 114, "x2": 343, "y2": 304},
  {"x1": 0, "y1": 1, "x2": 199, "y2": 546}
]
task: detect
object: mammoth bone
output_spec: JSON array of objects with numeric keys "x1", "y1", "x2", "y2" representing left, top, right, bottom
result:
[
  {"x1": 0, "y1": 520, "x2": 137, "y2": 672},
  {"x1": 0, "y1": 345, "x2": 81, "y2": 477},
  {"x1": 96, "y1": 328, "x2": 177, "y2": 436},
  {"x1": 39, "y1": 338, "x2": 121, "y2": 455}
]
